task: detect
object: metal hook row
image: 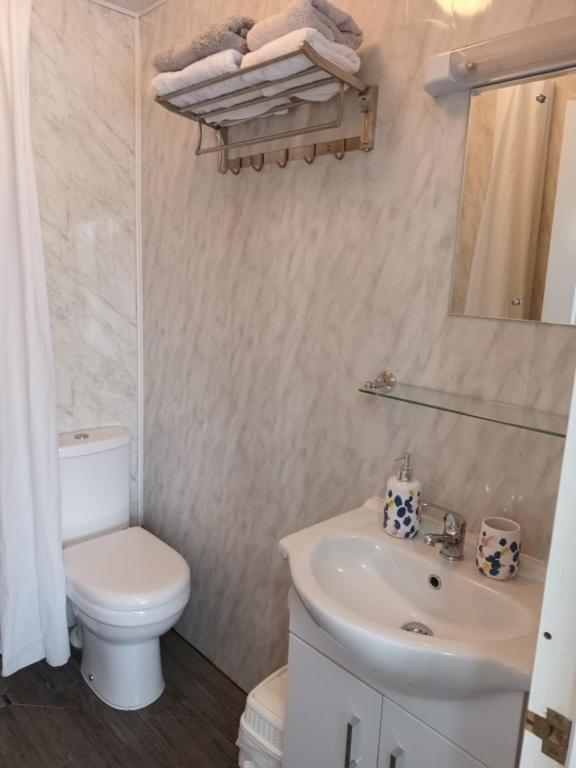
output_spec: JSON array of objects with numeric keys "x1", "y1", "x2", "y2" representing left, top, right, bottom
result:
[{"x1": 225, "y1": 145, "x2": 347, "y2": 174}]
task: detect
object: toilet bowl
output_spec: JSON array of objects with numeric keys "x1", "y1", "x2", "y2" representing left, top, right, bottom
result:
[
  {"x1": 59, "y1": 425, "x2": 190, "y2": 711},
  {"x1": 64, "y1": 526, "x2": 190, "y2": 710}
]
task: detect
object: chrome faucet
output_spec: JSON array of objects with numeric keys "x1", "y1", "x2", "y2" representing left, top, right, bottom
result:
[{"x1": 422, "y1": 503, "x2": 467, "y2": 562}]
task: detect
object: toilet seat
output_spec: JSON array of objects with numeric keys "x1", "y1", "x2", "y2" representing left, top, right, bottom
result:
[{"x1": 64, "y1": 527, "x2": 190, "y2": 626}]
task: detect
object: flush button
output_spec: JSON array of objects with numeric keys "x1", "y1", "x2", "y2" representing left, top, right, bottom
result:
[{"x1": 74, "y1": 433, "x2": 90, "y2": 440}]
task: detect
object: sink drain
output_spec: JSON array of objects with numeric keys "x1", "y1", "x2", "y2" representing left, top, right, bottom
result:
[
  {"x1": 401, "y1": 621, "x2": 434, "y2": 636},
  {"x1": 428, "y1": 574, "x2": 442, "y2": 590}
]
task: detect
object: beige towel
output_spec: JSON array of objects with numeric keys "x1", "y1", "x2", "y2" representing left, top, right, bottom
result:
[
  {"x1": 153, "y1": 15, "x2": 255, "y2": 73},
  {"x1": 247, "y1": 0, "x2": 363, "y2": 52}
]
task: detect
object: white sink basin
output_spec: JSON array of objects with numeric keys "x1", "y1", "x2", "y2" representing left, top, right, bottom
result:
[{"x1": 279, "y1": 497, "x2": 544, "y2": 698}]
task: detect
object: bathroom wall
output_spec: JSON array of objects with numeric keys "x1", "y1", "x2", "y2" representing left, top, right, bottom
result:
[
  {"x1": 141, "y1": 0, "x2": 576, "y2": 690},
  {"x1": 30, "y1": 0, "x2": 140, "y2": 514}
]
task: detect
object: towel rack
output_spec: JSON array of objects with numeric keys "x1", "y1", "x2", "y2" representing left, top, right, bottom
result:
[{"x1": 155, "y1": 41, "x2": 378, "y2": 174}]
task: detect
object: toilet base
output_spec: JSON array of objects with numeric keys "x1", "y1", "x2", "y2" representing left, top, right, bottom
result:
[{"x1": 80, "y1": 624, "x2": 165, "y2": 710}]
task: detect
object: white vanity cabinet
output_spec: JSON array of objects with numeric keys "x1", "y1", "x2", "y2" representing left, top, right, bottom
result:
[
  {"x1": 378, "y1": 698, "x2": 485, "y2": 768},
  {"x1": 284, "y1": 636, "x2": 487, "y2": 768},
  {"x1": 284, "y1": 636, "x2": 382, "y2": 768}
]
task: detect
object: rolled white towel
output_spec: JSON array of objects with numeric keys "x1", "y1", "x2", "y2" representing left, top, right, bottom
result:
[
  {"x1": 152, "y1": 47, "x2": 289, "y2": 124},
  {"x1": 194, "y1": 88, "x2": 267, "y2": 116},
  {"x1": 241, "y1": 28, "x2": 361, "y2": 102},
  {"x1": 152, "y1": 49, "x2": 243, "y2": 110},
  {"x1": 247, "y1": 0, "x2": 363, "y2": 52},
  {"x1": 205, "y1": 98, "x2": 290, "y2": 124}
]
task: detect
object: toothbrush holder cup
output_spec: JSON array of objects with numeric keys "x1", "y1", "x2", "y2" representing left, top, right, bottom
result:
[{"x1": 476, "y1": 517, "x2": 522, "y2": 581}]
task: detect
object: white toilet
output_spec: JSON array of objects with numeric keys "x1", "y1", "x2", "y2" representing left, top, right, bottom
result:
[{"x1": 59, "y1": 426, "x2": 190, "y2": 711}]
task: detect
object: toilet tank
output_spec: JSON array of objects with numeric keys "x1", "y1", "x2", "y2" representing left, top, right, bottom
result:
[{"x1": 59, "y1": 426, "x2": 131, "y2": 546}]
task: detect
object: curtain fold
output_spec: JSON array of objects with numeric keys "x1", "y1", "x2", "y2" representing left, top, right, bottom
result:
[
  {"x1": 0, "y1": 0, "x2": 69, "y2": 675},
  {"x1": 464, "y1": 79, "x2": 554, "y2": 319}
]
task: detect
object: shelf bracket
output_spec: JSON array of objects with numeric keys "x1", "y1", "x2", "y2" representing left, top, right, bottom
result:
[
  {"x1": 363, "y1": 370, "x2": 397, "y2": 390},
  {"x1": 359, "y1": 86, "x2": 379, "y2": 151}
]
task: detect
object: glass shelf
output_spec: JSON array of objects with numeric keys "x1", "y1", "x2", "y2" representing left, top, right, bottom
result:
[{"x1": 359, "y1": 381, "x2": 567, "y2": 438}]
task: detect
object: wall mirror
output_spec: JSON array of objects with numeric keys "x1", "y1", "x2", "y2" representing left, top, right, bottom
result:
[{"x1": 449, "y1": 69, "x2": 576, "y2": 325}]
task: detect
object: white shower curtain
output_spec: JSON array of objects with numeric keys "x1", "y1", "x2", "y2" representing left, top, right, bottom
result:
[
  {"x1": 0, "y1": 0, "x2": 69, "y2": 675},
  {"x1": 464, "y1": 80, "x2": 553, "y2": 319}
]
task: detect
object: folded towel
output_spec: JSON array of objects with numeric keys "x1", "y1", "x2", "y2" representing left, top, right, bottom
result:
[
  {"x1": 241, "y1": 28, "x2": 361, "y2": 102},
  {"x1": 153, "y1": 15, "x2": 255, "y2": 73},
  {"x1": 152, "y1": 49, "x2": 243, "y2": 110},
  {"x1": 194, "y1": 89, "x2": 267, "y2": 115},
  {"x1": 247, "y1": 0, "x2": 362, "y2": 52},
  {"x1": 153, "y1": 28, "x2": 362, "y2": 123},
  {"x1": 205, "y1": 98, "x2": 290, "y2": 125},
  {"x1": 152, "y1": 48, "x2": 287, "y2": 124}
]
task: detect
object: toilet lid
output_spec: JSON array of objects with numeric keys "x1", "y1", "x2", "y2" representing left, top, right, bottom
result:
[{"x1": 63, "y1": 527, "x2": 190, "y2": 613}]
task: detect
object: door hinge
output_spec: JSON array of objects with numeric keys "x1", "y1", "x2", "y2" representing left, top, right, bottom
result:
[{"x1": 525, "y1": 708, "x2": 573, "y2": 765}]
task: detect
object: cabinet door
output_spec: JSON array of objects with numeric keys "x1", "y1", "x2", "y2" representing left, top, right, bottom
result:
[
  {"x1": 284, "y1": 635, "x2": 382, "y2": 768},
  {"x1": 378, "y1": 697, "x2": 486, "y2": 768}
]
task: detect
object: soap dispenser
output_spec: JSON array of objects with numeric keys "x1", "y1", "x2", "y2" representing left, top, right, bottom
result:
[{"x1": 383, "y1": 453, "x2": 421, "y2": 539}]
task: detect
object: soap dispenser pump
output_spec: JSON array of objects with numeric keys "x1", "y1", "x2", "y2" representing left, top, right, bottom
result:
[{"x1": 383, "y1": 452, "x2": 421, "y2": 539}]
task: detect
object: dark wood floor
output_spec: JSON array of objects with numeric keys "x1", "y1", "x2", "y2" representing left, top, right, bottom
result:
[{"x1": 0, "y1": 632, "x2": 246, "y2": 768}]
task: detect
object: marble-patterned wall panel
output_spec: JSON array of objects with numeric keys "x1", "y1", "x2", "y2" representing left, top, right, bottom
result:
[
  {"x1": 141, "y1": 0, "x2": 576, "y2": 690},
  {"x1": 30, "y1": 0, "x2": 139, "y2": 513}
]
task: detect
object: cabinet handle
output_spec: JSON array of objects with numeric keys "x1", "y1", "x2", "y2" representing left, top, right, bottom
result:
[
  {"x1": 390, "y1": 747, "x2": 404, "y2": 768},
  {"x1": 344, "y1": 716, "x2": 360, "y2": 768}
]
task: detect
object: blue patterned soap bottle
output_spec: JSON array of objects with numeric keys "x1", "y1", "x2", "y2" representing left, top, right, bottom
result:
[{"x1": 383, "y1": 453, "x2": 421, "y2": 539}]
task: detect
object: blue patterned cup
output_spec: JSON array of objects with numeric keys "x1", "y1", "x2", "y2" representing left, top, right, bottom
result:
[{"x1": 476, "y1": 517, "x2": 522, "y2": 581}]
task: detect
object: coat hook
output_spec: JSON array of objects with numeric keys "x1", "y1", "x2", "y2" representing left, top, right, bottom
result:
[
  {"x1": 251, "y1": 153, "x2": 264, "y2": 172},
  {"x1": 277, "y1": 149, "x2": 289, "y2": 169},
  {"x1": 303, "y1": 145, "x2": 316, "y2": 164},
  {"x1": 333, "y1": 140, "x2": 346, "y2": 160},
  {"x1": 229, "y1": 157, "x2": 242, "y2": 175}
]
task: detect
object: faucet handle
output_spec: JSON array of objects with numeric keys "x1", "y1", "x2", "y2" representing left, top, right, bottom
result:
[
  {"x1": 422, "y1": 502, "x2": 467, "y2": 562},
  {"x1": 444, "y1": 510, "x2": 467, "y2": 537},
  {"x1": 421, "y1": 501, "x2": 466, "y2": 531}
]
